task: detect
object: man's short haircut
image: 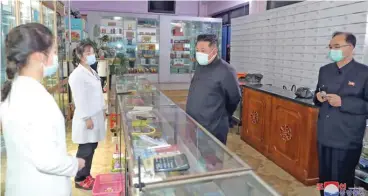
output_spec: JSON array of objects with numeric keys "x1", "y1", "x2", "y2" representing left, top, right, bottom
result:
[
  {"x1": 332, "y1": 31, "x2": 356, "y2": 48},
  {"x1": 196, "y1": 34, "x2": 218, "y2": 47}
]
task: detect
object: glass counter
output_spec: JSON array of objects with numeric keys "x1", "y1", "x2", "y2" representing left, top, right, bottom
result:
[
  {"x1": 116, "y1": 75, "x2": 257, "y2": 196},
  {"x1": 141, "y1": 171, "x2": 280, "y2": 196}
]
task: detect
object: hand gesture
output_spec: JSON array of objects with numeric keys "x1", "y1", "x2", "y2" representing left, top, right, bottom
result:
[
  {"x1": 326, "y1": 94, "x2": 342, "y2": 107},
  {"x1": 86, "y1": 118, "x2": 94, "y2": 129},
  {"x1": 316, "y1": 91, "x2": 327, "y2": 103}
]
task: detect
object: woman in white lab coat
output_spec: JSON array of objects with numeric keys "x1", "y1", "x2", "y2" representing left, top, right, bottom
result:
[
  {"x1": 0, "y1": 23, "x2": 85, "y2": 196},
  {"x1": 69, "y1": 42, "x2": 106, "y2": 190}
]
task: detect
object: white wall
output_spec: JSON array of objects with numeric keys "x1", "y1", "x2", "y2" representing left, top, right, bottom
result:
[{"x1": 231, "y1": 1, "x2": 368, "y2": 90}]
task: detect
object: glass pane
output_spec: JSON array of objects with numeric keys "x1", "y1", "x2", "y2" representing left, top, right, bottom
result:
[
  {"x1": 136, "y1": 18, "x2": 159, "y2": 74},
  {"x1": 1, "y1": 0, "x2": 16, "y2": 89},
  {"x1": 116, "y1": 76, "x2": 250, "y2": 187},
  {"x1": 123, "y1": 17, "x2": 137, "y2": 70},
  {"x1": 142, "y1": 171, "x2": 279, "y2": 196},
  {"x1": 170, "y1": 20, "x2": 193, "y2": 74},
  {"x1": 190, "y1": 21, "x2": 222, "y2": 72},
  {"x1": 31, "y1": 0, "x2": 40, "y2": 22},
  {"x1": 19, "y1": 0, "x2": 31, "y2": 24},
  {"x1": 56, "y1": 12, "x2": 67, "y2": 115},
  {"x1": 100, "y1": 16, "x2": 124, "y2": 58},
  {"x1": 42, "y1": 5, "x2": 54, "y2": 32}
]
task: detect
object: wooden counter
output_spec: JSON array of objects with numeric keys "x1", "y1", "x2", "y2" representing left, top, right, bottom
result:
[{"x1": 241, "y1": 84, "x2": 319, "y2": 186}]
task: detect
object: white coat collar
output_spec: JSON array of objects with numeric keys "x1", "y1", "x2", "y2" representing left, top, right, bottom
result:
[
  {"x1": 15, "y1": 76, "x2": 45, "y2": 90},
  {"x1": 78, "y1": 64, "x2": 99, "y2": 80}
]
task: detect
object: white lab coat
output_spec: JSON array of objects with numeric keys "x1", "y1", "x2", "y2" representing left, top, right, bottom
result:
[
  {"x1": 69, "y1": 65, "x2": 106, "y2": 144},
  {"x1": 0, "y1": 76, "x2": 79, "y2": 196}
]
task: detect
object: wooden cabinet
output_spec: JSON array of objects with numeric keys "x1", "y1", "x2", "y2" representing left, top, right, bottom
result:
[
  {"x1": 241, "y1": 88, "x2": 271, "y2": 153},
  {"x1": 241, "y1": 87, "x2": 319, "y2": 185}
]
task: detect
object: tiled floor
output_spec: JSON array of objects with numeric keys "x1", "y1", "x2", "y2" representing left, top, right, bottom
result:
[{"x1": 0, "y1": 89, "x2": 321, "y2": 196}]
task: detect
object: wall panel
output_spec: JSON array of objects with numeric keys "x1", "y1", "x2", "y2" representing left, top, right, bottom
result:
[{"x1": 231, "y1": 1, "x2": 368, "y2": 90}]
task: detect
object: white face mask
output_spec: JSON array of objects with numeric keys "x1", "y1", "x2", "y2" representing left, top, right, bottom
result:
[
  {"x1": 43, "y1": 56, "x2": 59, "y2": 77},
  {"x1": 195, "y1": 49, "x2": 216, "y2": 66}
]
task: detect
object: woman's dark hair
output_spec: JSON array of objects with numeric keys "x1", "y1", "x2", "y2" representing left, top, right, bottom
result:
[
  {"x1": 1, "y1": 23, "x2": 54, "y2": 101},
  {"x1": 72, "y1": 42, "x2": 94, "y2": 67}
]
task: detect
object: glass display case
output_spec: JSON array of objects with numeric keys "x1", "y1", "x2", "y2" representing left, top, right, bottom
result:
[
  {"x1": 19, "y1": 0, "x2": 31, "y2": 24},
  {"x1": 42, "y1": 4, "x2": 54, "y2": 32},
  {"x1": 142, "y1": 171, "x2": 280, "y2": 196},
  {"x1": 170, "y1": 20, "x2": 222, "y2": 74},
  {"x1": 31, "y1": 0, "x2": 40, "y2": 22},
  {"x1": 1, "y1": 0, "x2": 16, "y2": 88},
  {"x1": 136, "y1": 18, "x2": 159, "y2": 74},
  {"x1": 116, "y1": 75, "x2": 279, "y2": 196},
  {"x1": 99, "y1": 16, "x2": 159, "y2": 74}
]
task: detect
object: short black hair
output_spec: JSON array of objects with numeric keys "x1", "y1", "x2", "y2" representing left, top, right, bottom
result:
[
  {"x1": 196, "y1": 34, "x2": 218, "y2": 47},
  {"x1": 332, "y1": 31, "x2": 356, "y2": 48}
]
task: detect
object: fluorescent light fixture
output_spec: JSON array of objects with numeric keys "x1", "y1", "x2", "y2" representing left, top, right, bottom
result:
[
  {"x1": 117, "y1": 44, "x2": 122, "y2": 48},
  {"x1": 113, "y1": 16, "x2": 122, "y2": 20}
]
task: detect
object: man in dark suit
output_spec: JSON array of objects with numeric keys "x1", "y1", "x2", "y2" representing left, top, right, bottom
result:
[{"x1": 314, "y1": 32, "x2": 368, "y2": 194}]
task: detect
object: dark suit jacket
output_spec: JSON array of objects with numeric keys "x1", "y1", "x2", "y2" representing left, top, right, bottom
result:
[{"x1": 314, "y1": 59, "x2": 368, "y2": 149}]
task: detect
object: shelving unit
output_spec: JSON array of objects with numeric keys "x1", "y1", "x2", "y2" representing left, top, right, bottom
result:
[{"x1": 99, "y1": 17, "x2": 159, "y2": 75}]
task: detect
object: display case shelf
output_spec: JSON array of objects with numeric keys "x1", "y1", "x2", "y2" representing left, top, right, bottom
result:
[{"x1": 115, "y1": 75, "x2": 279, "y2": 196}]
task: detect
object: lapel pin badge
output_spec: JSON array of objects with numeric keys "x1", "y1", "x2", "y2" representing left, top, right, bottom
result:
[{"x1": 348, "y1": 81, "x2": 355, "y2": 86}]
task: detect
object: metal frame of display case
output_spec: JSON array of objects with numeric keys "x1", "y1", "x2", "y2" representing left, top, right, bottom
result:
[
  {"x1": 113, "y1": 75, "x2": 280, "y2": 196},
  {"x1": 158, "y1": 15, "x2": 222, "y2": 83},
  {"x1": 141, "y1": 170, "x2": 280, "y2": 196}
]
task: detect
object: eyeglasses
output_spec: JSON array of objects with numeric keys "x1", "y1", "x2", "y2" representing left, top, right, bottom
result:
[{"x1": 328, "y1": 44, "x2": 350, "y2": 49}]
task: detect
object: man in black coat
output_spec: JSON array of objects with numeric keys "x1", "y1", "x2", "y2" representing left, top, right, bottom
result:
[{"x1": 314, "y1": 32, "x2": 368, "y2": 195}]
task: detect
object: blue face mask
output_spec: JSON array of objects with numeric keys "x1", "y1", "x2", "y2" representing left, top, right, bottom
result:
[
  {"x1": 86, "y1": 55, "x2": 97, "y2": 66},
  {"x1": 43, "y1": 56, "x2": 59, "y2": 77},
  {"x1": 328, "y1": 49, "x2": 344, "y2": 62}
]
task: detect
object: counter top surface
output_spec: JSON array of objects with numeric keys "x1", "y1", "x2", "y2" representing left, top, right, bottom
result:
[{"x1": 239, "y1": 82, "x2": 317, "y2": 108}]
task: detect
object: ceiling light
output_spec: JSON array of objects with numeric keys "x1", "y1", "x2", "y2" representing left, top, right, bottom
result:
[{"x1": 113, "y1": 16, "x2": 122, "y2": 21}]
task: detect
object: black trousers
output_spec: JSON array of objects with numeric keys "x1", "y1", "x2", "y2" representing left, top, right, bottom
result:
[
  {"x1": 75, "y1": 143, "x2": 98, "y2": 182},
  {"x1": 100, "y1": 76, "x2": 107, "y2": 90},
  {"x1": 318, "y1": 143, "x2": 362, "y2": 195}
]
